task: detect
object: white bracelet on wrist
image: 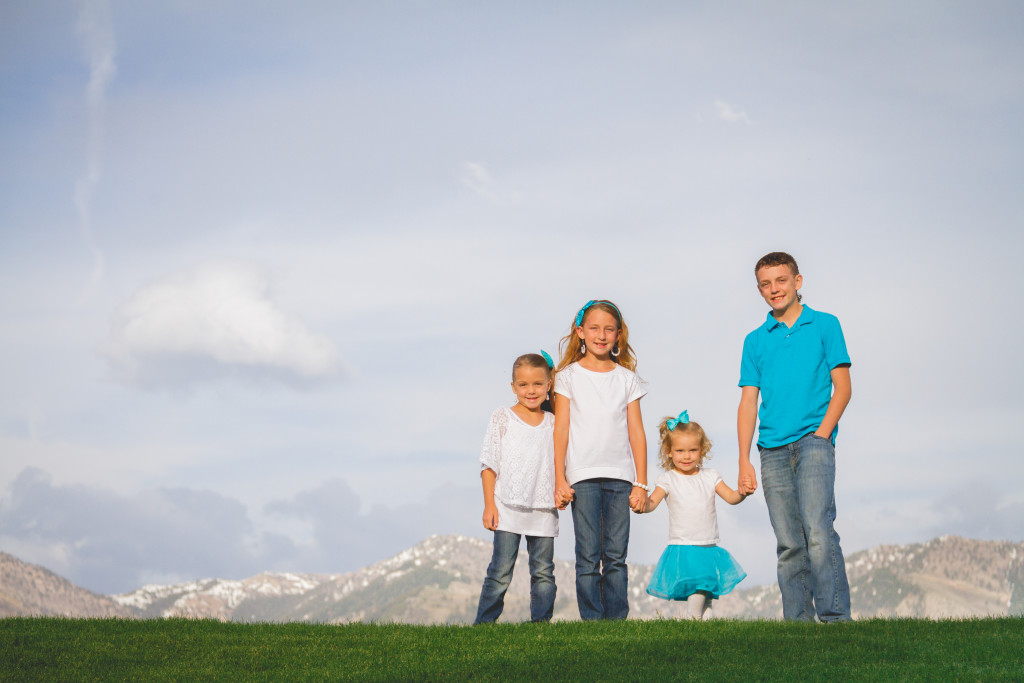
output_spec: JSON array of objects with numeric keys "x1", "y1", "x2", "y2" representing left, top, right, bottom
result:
[{"x1": 632, "y1": 481, "x2": 652, "y2": 493}]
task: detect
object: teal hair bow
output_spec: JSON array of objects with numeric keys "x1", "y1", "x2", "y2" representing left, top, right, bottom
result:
[
  {"x1": 540, "y1": 350, "x2": 554, "y2": 369},
  {"x1": 666, "y1": 410, "x2": 689, "y2": 431}
]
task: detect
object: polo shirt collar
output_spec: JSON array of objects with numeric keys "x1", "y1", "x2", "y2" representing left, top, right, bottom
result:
[{"x1": 763, "y1": 304, "x2": 817, "y2": 332}]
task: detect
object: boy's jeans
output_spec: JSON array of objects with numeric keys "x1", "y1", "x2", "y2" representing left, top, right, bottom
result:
[
  {"x1": 474, "y1": 530, "x2": 555, "y2": 624},
  {"x1": 760, "y1": 433, "x2": 851, "y2": 622},
  {"x1": 571, "y1": 478, "x2": 631, "y2": 620}
]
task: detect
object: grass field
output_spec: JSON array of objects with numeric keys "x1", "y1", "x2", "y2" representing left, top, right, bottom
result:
[{"x1": 2, "y1": 616, "x2": 1023, "y2": 681}]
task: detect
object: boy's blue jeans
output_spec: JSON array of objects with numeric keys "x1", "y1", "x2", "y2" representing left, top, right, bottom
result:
[
  {"x1": 571, "y1": 478, "x2": 631, "y2": 620},
  {"x1": 760, "y1": 433, "x2": 851, "y2": 622},
  {"x1": 474, "y1": 530, "x2": 555, "y2": 624}
]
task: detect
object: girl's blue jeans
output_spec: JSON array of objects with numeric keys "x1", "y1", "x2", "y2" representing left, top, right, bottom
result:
[
  {"x1": 474, "y1": 530, "x2": 555, "y2": 624},
  {"x1": 760, "y1": 433, "x2": 851, "y2": 622},
  {"x1": 571, "y1": 478, "x2": 631, "y2": 620}
]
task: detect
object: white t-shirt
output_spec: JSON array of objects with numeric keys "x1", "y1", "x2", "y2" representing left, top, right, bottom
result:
[
  {"x1": 654, "y1": 467, "x2": 723, "y2": 545},
  {"x1": 479, "y1": 407, "x2": 558, "y2": 537},
  {"x1": 554, "y1": 363, "x2": 647, "y2": 486}
]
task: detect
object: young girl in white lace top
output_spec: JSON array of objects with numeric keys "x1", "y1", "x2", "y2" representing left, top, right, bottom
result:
[{"x1": 474, "y1": 352, "x2": 558, "y2": 624}]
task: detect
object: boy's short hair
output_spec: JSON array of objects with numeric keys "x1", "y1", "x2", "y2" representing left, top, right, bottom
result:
[
  {"x1": 755, "y1": 251, "x2": 802, "y2": 303},
  {"x1": 754, "y1": 251, "x2": 800, "y2": 276}
]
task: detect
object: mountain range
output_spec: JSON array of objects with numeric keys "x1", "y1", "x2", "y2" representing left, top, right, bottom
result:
[{"x1": 2, "y1": 535, "x2": 1022, "y2": 623}]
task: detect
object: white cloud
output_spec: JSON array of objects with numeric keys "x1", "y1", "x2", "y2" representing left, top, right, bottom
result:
[
  {"x1": 460, "y1": 160, "x2": 501, "y2": 203},
  {"x1": 715, "y1": 99, "x2": 751, "y2": 124},
  {"x1": 459, "y1": 161, "x2": 519, "y2": 204},
  {"x1": 102, "y1": 262, "x2": 340, "y2": 389},
  {"x1": 0, "y1": 467, "x2": 479, "y2": 593},
  {"x1": 0, "y1": 467, "x2": 278, "y2": 593},
  {"x1": 74, "y1": 0, "x2": 116, "y2": 300}
]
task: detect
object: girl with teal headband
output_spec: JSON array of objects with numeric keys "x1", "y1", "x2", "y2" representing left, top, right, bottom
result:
[{"x1": 552, "y1": 299, "x2": 648, "y2": 620}]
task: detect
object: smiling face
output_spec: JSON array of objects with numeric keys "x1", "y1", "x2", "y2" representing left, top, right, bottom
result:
[
  {"x1": 511, "y1": 364, "x2": 552, "y2": 412},
  {"x1": 756, "y1": 263, "x2": 803, "y2": 318},
  {"x1": 669, "y1": 431, "x2": 705, "y2": 475},
  {"x1": 576, "y1": 309, "x2": 620, "y2": 359}
]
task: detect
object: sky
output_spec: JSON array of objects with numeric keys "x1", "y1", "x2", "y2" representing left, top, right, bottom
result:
[{"x1": 1, "y1": 1, "x2": 1022, "y2": 596}]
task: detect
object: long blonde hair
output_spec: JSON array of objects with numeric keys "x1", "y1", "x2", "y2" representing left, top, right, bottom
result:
[{"x1": 555, "y1": 299, "x2": 637, "y2": 372}]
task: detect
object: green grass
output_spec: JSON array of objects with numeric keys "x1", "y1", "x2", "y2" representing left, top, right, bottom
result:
[{"x1": 2, "y1": 617, "x2": 1023, "y2": 681}]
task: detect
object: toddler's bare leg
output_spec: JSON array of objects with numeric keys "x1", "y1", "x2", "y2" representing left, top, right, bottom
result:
[{"x1": 687, "y1": 593, "x2": 706, "y2": 620}]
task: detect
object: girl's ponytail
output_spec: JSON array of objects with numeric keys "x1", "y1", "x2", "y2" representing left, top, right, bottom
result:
[{"x1": 657, "y1": 416, "x2": 675, "y2": 445}]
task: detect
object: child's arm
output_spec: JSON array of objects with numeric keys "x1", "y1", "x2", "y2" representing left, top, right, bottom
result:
[
  {"x1": 553, "y1": 394, "x2": 574, "y2": 509},
  {"x1": 715, "y1": 480, "x2": 748, "y2": 505},
  {"x1": 481, "y1": 468, "x2": 499, "y2": 530},
  {"x1": 626, "y1": 398, "x2": 649, "y2": 512},
  {"x1": 814, "y1": 365, "x2": 851, "y2": 439},
  {"x1": 737, "y1": 385, "x2": 760, "y2": 495},
  {"x1": 639, "y1": 486, "x2": 666, "y2": 513}
]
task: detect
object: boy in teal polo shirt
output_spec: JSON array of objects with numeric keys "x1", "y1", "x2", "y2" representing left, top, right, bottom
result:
[{"x1": 737, "y1": 251, "x2": 852, "y2": 622}]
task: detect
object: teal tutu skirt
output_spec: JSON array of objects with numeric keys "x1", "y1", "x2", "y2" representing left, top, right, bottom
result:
[{"x1": 646, "y1": 545, "x2": 746, "y2": 600}]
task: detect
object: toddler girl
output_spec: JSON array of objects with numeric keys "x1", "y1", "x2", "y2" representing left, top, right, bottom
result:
[
  {"x1": 474, "y1": 352, "x2": 558, "y2": 624},
  {"x1": 553, "y1": 299, "x2": 648, "y2": 620},
  {"x1": 640, "y1": 411, "x2": 747, "y2": 620}
]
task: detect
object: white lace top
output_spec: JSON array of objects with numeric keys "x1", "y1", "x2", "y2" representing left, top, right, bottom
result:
[{"x1": 479, "y1": 407, "x2": 557, "y2": 510}]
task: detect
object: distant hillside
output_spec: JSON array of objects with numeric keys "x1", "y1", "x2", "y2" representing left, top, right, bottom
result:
[
  {"x1": 3, "y1": 535, "x2": 1022, "y2": 622},
  {"x1": 113, "y1": 535, "x2": 534, "y2": 624},
  {"x1": 0, "y1": 552, "x2": 133, "y2": 618},
  {"x1": 108, "y1": 535, "x2": 1024, "y2": 622},
  {"x1": 716, "y1": 535, "x2": 1024, "y2": 619}
]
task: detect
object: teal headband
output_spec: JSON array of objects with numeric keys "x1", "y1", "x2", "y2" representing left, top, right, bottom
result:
[{"x1": 575, "y1": 300, "x2": 621, "y2": 327}]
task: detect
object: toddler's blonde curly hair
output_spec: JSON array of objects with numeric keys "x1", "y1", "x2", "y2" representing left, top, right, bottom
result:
[{"x1": 657, "y1": 416, "x2": 713, "y2": 471}]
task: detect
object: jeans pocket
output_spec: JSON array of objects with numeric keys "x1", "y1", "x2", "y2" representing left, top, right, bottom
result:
[{"x1": 806, "y1": 434, "x2": 835, "y2": 456}]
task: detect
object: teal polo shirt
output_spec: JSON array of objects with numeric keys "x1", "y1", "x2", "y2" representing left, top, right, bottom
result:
[{"x1": 739, "y1": 305, "x2": 850, "y2": 449}]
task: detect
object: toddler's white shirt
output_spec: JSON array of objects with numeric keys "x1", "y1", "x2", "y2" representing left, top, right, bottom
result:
[{"x1": 654, "y1": 467, "x2": 723, "y2": 545}]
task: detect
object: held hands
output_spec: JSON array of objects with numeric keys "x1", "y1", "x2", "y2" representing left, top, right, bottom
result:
[
  {"x1": 739, "y1": 474, "x2": 757, "y2": 495},
  {"x1": 738, "y1": 461, "x2": 758, "y2": 496},
  {"x1": 555, "y1": 480, "x2": 575, "y2": 510},
  {"x1": 629, "y1": 486, "x2": 648, "y2": 513},
  {"x1": 482, "y1": 503, "x2": 499, "y2": 531}
]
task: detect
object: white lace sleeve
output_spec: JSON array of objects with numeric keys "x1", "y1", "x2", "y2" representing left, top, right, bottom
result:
[{"x1": 479, "y1": 408, "x2": 508, "y2": 474}]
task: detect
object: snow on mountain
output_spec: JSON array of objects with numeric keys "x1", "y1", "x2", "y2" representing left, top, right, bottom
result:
[
  {"x1": 4, "y1": 535, "x2": 1023, "y2": 622},
  {"x1": 112, "y1": 571, "x2": 343, "y2": 619}
]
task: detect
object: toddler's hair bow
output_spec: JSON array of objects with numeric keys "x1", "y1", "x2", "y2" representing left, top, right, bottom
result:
[
  {"x1": 666, "y1": 410, "x2": 690, "y2": 431},
  {"x1": 540, "y1": 350, "x2": 554, "y2": 369}
]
